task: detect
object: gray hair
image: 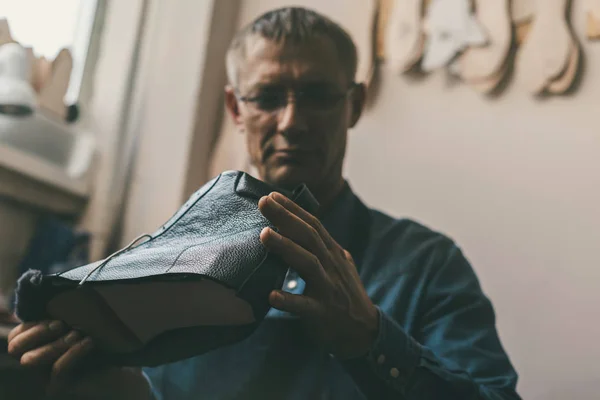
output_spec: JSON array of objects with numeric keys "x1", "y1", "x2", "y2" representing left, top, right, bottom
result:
[{"x1": 226, "y1": 7, "x2": 358, "y2": 87}]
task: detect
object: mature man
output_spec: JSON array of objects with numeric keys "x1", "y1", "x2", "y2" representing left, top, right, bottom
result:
[{"x1": 8, "y1": 7, "x2": 521, "y2": 399}]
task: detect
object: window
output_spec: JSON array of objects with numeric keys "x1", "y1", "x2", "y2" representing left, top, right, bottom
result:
[{"x1": 1, "y1": 0, "x2": 100, "y2": 104}]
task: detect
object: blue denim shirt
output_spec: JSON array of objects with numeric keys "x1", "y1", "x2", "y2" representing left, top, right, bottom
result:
[{"x1": 143, "y1": 183, "x2": 520, "y2": 399}]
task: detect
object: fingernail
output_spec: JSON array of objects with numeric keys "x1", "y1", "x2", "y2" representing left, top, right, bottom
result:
[
  {"x1": 49, "y1": 321, "x2": 64, "y2": 332},
  {"x1": 81, "y1": 337, "x2": 94, "y2": 349},
  {"x1": 64, "y1": 330, "x2": 81, "y2": 346},
  {"x1": 271, "y1": 291, "x2": 285, "y2": 304},
  {"x1": 258, "y1": 196, "x2": 268, "y2": 208},
  {"x1": 270, "y1": 192, "x2": 284, "y2": 203},
  {"x1": 21, "y1": 353, "x2": 33, "y2": 365},
  {"x1": 268, "y1": 228, "x2": 281, "y2": 241}
]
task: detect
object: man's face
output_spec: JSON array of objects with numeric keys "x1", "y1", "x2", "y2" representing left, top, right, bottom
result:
[{"x1": 225, "y1": 36, "x2": 365, "y2": 193}]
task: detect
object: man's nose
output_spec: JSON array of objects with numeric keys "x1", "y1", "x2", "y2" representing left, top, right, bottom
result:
[{"x1": 277, "y1": 96, "x2": 308, "y2": 136}]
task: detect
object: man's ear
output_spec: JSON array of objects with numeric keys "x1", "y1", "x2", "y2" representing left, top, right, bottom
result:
[
  {"x1": 225, "y1": 85, "x2": 244, "y2": 127},
  {"x1": 349, "y1": 82, "x2": 367, "y2": 128}
]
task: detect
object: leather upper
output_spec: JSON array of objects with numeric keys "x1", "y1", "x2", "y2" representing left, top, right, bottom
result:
[{"x1": 57, "y1": 171, "x2": 318, "y2": 291}]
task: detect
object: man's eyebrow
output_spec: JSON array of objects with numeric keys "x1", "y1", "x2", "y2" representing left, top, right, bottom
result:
[
  {"x1": 300, "y1": 80, "x2": 339, "y2": 88},
  {"x1": 243, "y1": 76, "x2": 340, "y2": 92},
  {"x1": 244, "y1": 83, "x2": 282, "y2": 93}
]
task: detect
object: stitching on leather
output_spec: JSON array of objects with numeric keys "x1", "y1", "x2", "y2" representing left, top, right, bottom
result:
[
  {"x1": 105, "y1": 174, "x2": 223, "y2": 267},
  {"x1": 164, "y1": 225, "x2": 267, "y2": 274},
  {"x1": 236, "y1": 194, "x2": 311, "y2": 292},
  {"x1": 153, "y1": 173, "x2": 224, "y2": 239},
  {"x1": 236, "y1": 194, "x2": 307, "y2": 292},
  {"x1": 97, "y1": 173, "x2": 226, "y2": 273},
  {"x1": 237, "y1": 249, "x2": 272, "y2": 293}
]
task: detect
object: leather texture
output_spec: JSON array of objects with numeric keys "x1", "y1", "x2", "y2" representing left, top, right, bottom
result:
[
  {"x1": 63, "y1": 171, "x2": 317, "y2": 290},
  {"x1": 14, "y1": 171, "x2": 319, "y2": 366}
]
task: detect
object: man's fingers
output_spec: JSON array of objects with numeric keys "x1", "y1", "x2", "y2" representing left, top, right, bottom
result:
[
  {"x1": 269, "y1": 291, "x2": 321, "y2": 318},
  {"x1": 269, "y1": 192, "x2": 336, "y2": 248},
  {"x1": 8, "y1": 320, "x2": 67, "y2": 356},
  {"x1": 20, "y1": 330, "x2": 82, "y2": 367},
  {"x1": 270, "y1": 191, "x2": 316, "y2": 222},
  {"x1": 50, "y1": 336, "x2": 95, "y2": 383},
  {"x1": 8, "y1": 321, "x2": 36, "y2": 342},
  {"x1": 259, "y1": 195, "x2": 329, "y2": 261},
  {"x1": 260, "y1": 227, "x2": 330, "y2": 290}
]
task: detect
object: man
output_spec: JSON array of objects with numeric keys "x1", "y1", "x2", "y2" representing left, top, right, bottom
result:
[{"x1": 7, "y1": 7, "x2": 521, "y2": 399}]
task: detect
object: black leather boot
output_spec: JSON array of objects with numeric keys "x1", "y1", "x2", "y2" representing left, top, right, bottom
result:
[{"x1": 14, "y1": 171, "x2": 319, "y2": 366}]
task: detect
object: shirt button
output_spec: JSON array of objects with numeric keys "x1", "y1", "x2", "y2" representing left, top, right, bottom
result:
[
  {"x1": 377, "y1": 354, "x2": 386, "y2": 365},
  {"x1": 390, "y1": 368, "x2": 400, "y2": 378},
  {"x1": 287, "y1": 280, "x2": 298, "y2": 290}
]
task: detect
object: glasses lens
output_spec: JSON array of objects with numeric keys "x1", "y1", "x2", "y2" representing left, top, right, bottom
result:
[
  {"x1": 242, "y1": 84, "x2": 350, "y2": 113},
  {"x1": 298, "y1": 86, "x2": 345, "y2": 111},
  {"x1": 252, "y1": 92, "x2": 286, "y2": 112}
]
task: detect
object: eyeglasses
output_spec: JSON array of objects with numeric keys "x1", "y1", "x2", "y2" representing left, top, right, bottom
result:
[{"x1": 236, "y1": 82, "x2": 359, "y2": 114}]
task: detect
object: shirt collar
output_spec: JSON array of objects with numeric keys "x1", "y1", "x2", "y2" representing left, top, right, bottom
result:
[{"x1": 320, "y1": 181, "x2": 357, "y2": 251}]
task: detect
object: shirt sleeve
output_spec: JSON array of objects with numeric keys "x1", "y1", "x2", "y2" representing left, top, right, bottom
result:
[
  {"x1": 341, "y1": 244, "x2": 522, "y2": 400},
  {"x1": 142, "y1": 367, "x2": 165, "y2": 400}
]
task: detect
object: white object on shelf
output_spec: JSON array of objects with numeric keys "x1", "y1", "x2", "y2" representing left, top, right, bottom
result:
[
  {"x1": 0, "y1": 18, "x2": 15, "y2": 45},
  {"x1": 422, "y1": 0, "x2": 488, "y2": 72},
  {"x1": 0, "y1": 111, "x2": 95, "y2": 186},
  {"x1": 0, "y1": 42, "x2": 37, "y2": 115},
  {"x1": 38, "y1": 48, "x2": 73, "y2": 119}
]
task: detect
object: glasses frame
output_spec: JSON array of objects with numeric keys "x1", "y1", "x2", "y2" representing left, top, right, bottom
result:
[{"x1": 235, "y1": 82, "x2": 360, "y2": 115}]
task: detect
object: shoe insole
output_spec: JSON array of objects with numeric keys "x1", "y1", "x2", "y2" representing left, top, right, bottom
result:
[
  {"x1": 385, "y1": 0, "x2": 425, "y2": 73},
  {"x1": 38, "y1": 48, "x2": 72, "y2": 119},
  {"x1": 548, "y1": 43, "x2": 579, "y2": 94},
  {"x1": 459, "y1": 0, "x2": 511, "y2": 83},
  {"x1": 587, "y1": 0, "x2": 600, "y2": 39},
  {"x1": 470, "y1": 60, "x2": 508, "y2": 94},
  {"x1": 512, "y1": 0, "x2": 535, "y2": 24},
  {"x1": 47, "y1": 278, "x2": 256, "y2": 354},
  {"x1": 516, "y1": 0, "x2": 573, "y2": 94}
]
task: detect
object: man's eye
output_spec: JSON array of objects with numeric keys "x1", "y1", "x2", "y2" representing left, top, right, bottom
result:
[
  {"x1": 303, "y1": 90, "x2": 325, "y2": 99},
  {"x1": 300, "y1": 90, "x2": 340, "y2": 107},
  {"x1": 255, "y1": 94, "x2": 284, "y2": 110}
]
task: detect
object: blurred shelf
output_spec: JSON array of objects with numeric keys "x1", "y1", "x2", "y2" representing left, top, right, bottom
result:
[
  {"x1": 0, "y1": 112, "x2": 95, "y2": 215},
  {"x1": 0, "y1": 143, "x2": 91, "y2": 215}
]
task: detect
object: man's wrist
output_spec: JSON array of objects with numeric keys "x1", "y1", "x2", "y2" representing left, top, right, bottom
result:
[
  {"x1": 335, "y1": 307, "x2": 422, "y2": 397},
  {"x1": 334, "y1": 303, "x2": 380, "y2": 360},
  {"x1": 359, "y1": 303, "x2": 381, "y2": 357}
]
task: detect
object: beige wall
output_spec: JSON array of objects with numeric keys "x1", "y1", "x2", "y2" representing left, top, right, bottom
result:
[
  {"x1": 224, "y1": 1, "x2": 600, "y2": 399},
  {"x1": 348, "y1": 67, "x2": 599, "y2": 400}
]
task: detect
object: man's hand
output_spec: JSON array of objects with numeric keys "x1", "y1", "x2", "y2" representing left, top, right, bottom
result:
[
  {"x1": 7, "y1": 321, "x2": 151, "y2": 399},
  {"x1": 8, "y1": 320, "x2": 94, "y2": 391},
  {"x1": 259, "y1": 192, "x2": 379, "y2": 359}
]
